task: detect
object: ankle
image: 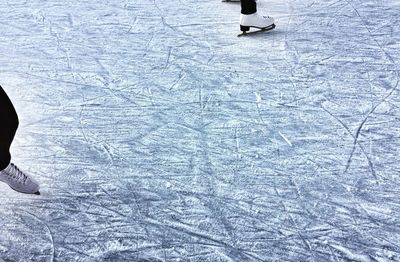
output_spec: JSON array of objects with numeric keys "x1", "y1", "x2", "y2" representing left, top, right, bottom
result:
[{"x1": 241, "y1": 12, "x2": 257, "y2": 16}]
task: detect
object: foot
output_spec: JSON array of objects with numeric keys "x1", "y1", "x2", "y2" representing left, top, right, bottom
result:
[
  {"x1": 240, "y1": 12, "x2": 275, "y2": 32},
  {"x1": 0, "y1": 163, "x2": 40, "y2": 194}
]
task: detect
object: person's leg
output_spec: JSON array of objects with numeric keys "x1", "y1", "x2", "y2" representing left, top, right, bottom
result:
[
  {"x1": 241, "y1": 0, "x2": 257, "y2": 15},
  {"x1": 0, "y1": 86, "x2": 19, "y2": 171},
  {"x1": 239, "y1": 0, "x2": 274, "y2": 33},
  {"x1": 0, "y1": 86, "x2": 40, "y2": 194}
]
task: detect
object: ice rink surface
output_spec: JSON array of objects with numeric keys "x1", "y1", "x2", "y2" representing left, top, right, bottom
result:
[{"x1": 1, "y1": 0, "x2": 400, "y2": 261}]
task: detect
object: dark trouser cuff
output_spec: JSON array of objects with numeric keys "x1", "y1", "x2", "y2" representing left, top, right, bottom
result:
[
  {"x1": 241, "y1": 0, "x2": 257, "y2": 15},
  {"x1": 0, "y1": 153, "x2": 10, "y2": 171},
  {"x1": 0, "y1": 86, "x2": 18, "y2": 171}
]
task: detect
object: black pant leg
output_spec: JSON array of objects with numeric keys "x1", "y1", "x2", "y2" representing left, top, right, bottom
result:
[
  {"x1": 0, "y1": 86, "x2": 19, "y2": 170},
  {"x1": 241, "y1": 0, "x2": 257, "y2": 15}
]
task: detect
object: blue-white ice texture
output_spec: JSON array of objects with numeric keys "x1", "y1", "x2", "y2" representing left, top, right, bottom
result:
[{"x1": 1, "y1": 0, "x2": 400, "y2": 261}]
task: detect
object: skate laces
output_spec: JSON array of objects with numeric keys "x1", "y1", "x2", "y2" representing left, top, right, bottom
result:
[{"x1": 5, "y1": 164, "x2": 28, "y2": 184}]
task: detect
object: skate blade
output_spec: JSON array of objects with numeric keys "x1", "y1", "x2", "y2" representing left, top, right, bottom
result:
[
  {"x1": 238, "y1": 24, "x2": 276, "y2": 37},
  {"x1": 9, "y1": 184, "x2": 41, "y2": 195}
]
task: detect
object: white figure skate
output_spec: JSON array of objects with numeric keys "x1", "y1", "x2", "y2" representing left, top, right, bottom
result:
[{"x1": 0, "y1": 163, "x2": 40, "y2": 194}]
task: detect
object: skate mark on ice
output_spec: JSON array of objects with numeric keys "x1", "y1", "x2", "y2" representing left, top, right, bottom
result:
[
  {"x1": 279, "y1": 131, "x2": 293, "y2": 147},
  {"x1": 144, "y1": 217, "x2": 266, "y2": 261},
  {"x1": 23, "y1": 210, "x2": 55, "y2": 262},
  {"x1": 320, "y1": 104, "x2": 377, "y2": 179},
  {"x1": 343, "y1": 76, "x2": 398, "y2": 176},
  {"x1": 273, "y1": 187, "x2": 318, "y2": 260}
]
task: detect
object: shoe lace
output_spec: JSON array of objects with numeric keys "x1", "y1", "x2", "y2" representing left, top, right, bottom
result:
[{"x1": 6, "y1": 164, "x2": 28, "y2": 184}]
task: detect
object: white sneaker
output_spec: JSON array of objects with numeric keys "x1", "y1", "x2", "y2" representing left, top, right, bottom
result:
[
  {"x1": 240, "y1": 12, "x2": 275, "y2": 32},
  {"x1": 0, "y1": 163, "x2": 40, "y2": 194}
]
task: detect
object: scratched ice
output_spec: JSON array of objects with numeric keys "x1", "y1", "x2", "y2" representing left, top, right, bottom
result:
[{"x1": 0, "y1": 0, "x2": 400, "y2": 261}]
